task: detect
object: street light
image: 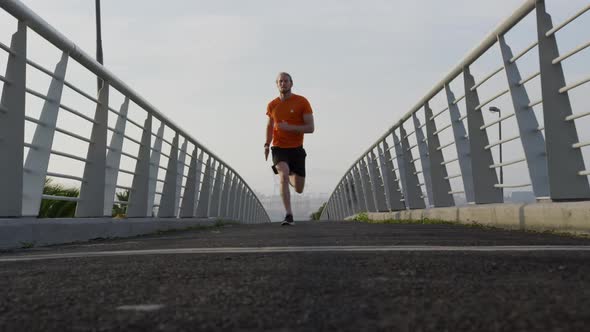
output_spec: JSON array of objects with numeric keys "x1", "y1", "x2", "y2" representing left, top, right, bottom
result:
[
  {"x1": 489, "y1": 106, "x2": 503, "y2": 199},
  {"x1": 95, "y1": 0, "x2": 103, "y2": 91}
]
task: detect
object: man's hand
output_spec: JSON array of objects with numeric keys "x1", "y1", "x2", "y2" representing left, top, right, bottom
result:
[{"x1": 264, "y1": 146, "x2": 270, "y2": 161}]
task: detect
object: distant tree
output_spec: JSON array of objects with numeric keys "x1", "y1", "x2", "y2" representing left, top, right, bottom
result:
[
  {"x1": 112, "y1": 190, "x2": 129, "y2": 217},
  {"x1": 310, "y1": 202, "x2": 326, "y2": 220},
  {"x1": 39, "y1": 179, "x2": 80, "y2": 218}
]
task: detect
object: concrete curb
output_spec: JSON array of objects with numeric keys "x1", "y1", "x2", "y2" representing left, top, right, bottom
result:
[
  {"x1": 346, "y1": 202, "x2": 590, "y2": 235},
  {"x1": 0, "y1": 217, "x2": 224, "y2": 249}
]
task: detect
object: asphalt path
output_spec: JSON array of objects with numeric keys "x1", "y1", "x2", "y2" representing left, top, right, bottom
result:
[{"x1": 2, "y1": 220, "x2": 590, "y2": 331}]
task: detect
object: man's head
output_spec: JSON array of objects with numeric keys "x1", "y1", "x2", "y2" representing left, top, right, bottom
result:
[{"x1": 276, "y1": 72, "x2": 293, "y2": 94}]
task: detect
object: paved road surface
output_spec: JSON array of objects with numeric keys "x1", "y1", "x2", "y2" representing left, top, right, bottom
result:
[{"x1": 2, "y1": 220, "x2": 590, "y2": 331}]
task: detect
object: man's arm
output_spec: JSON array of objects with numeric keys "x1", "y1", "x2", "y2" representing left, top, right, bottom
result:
[
  {"x1": 265, "y1": 117, "x2": 274, "y2": 161},
  {"x1": 277, "y1": 113, "x2": 315, "y2": 134}
]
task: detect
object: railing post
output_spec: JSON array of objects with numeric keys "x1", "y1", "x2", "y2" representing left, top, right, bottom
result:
[
  {"x1": 498, "y1": 35, "x2": 550, "y2": 198},
  {"x1": 346, "y1": 173, "x2": 359, "y2": 214},
  {"x1": 0, "y1": 21, "x2": 26, "y2": 217},
  {"x1": 368, "y1": 151, "x2": 388, "y2": 212},
  {"x1": 175, "y1": 139, "x2": 188, "y2": 216},
  {"x1": 179, "y1": 148, "x2": 199, "y2": 218},
  {"x1": 195, "y1": 157, "x2": 212, "y2": 217},
  {"x1": 103, "y1": 97, "x2": 128, "y2": 216},
  {"x1": 412, "y1": 113, "x2": 434, "y2": 206},
  {"x1": 359, "y1": 158, "x2": 376, "y2": 211},
  {"x1": 445, "y1": 84, "x2": 475, "y2": 202},
  {"x1": 147, "y1": 123, "x2": 165, "y2": 215},
  {"x1": 76, "y1": 84, "x2": 109, "y2": 217},
  {"x1": 464, "y1": 66, "x2": 503, "y2": 203},
  {"x1": 209, "y1": 163, "x2": 223, "y2": 218},
  {"x1": 394, "y1": 128, "x2": 425, "y2": 209},
  {"x1": 352, "y1": 165, "x2": 368, "y2": 212},
  {"x1": 536, "y1": 1, "x2": 590, "y2": 200},
  {"x1": 22, "y1": 53, "x2": 68, "y2": 216},
  {"x1": 424, "y1": 102, "x2": 454, "y2": 207},
  {"x1": 379, "y1": 141, "x2": 405, "y2": 211},
  {"x1": 158, "y1": 134, "x2": 179, "y2": 217},
  {"x1": 127, "y1": 114, "x2": 152, "y2": 217},
  {"x1": 238, "y1": 183, "x2": 246, "y2": 222},
  {"x1": 231, "y1": 179, "x2": 241, "y2": 221},
  {"x1": 221, "y1": 171, "x2": 232, "y2": 219}
]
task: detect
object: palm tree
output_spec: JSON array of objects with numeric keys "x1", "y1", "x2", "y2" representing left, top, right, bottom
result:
[
  {"x1": 39, "y1": 179, "x2": 80, "y2": 218},
  {"x1": 112, "y1": 190, "x2": 129, "y2": 217}
]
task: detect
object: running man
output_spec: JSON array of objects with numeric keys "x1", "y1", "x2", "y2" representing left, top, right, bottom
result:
[{"x1": 264, "y1": 72, "x2": 315, "y2": 225}]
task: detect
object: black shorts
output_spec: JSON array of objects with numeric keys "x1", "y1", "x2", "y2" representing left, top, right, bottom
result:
[{"x1": 271, "y1": 146, "x2": 307, "y2": 177}]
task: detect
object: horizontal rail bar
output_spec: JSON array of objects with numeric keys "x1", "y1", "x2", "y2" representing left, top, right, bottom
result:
[
  {"x1": 494, "y1": 183, "x2": 531, "y2": 188},
  {"x1": 559, "y1": 76, "x2": 590, "y2": 93},
  {"x1": 55, "y1": 126, "x2": 92, "y2": 144},
  {"x1": 444, "y1": 174, "x2": 462, "y2": 180},
  {"x1": 120, "y1": 151, "x2": 139, "y2": 161},
  {"x1": 537, "y1": 125, "x2": 544, "y2": 131},
  {"x1": 45, "y1": 171, "x2": 84, "y2": 182},
  {"x1": 430, "y1": 106, "x2": 449, "y2": 121},
  {"x1": 45, "y1": 147, "x2": 88, "y2": 163},
  {"x1": 480, "y1": 112, "x2": 515, "y2": 130},
  {"x1": 471, "y1": 65, "x2": 504, "y2": 91},
  {"x1": 433, "y1": 123, "x2": 452, "y2": 136},
  {"x1": 0, "y1": 73, "x2": 11, "y2": 84},
  {"x1": 26, "y1": 58, "x2": 62, "y2": 80},
  {"x1": 528, "y1": 98, "x2": 543, "y2": 108},
  {"x1": 407, "y1": 143, "x2": 418, "y2": 151},
  {"x1": 485, "y1": 134, "x2": 520, "y2": 150},
  {"x1": 519, "y1": 71, "x2": 540, "y2": 86},
  {"x1": 410, "y1": 157, "x2": 421, "y2": 164},
  {"x1": 63, "y1": 80, "x2": 100, "y2": 104},
  {"x1": 437, "y1": 141, "x2": 455, "y2": 151},
  {"x1": 489, "y1": 157, "x2": 526, "y2": 169},
  {"x1": 59, "y1": 104, "x2": 97, "y2": 124},
  {"x1": 116, "y1": 184, "x2": 133, "y2": 191},
  {"x1": 448, "y1": 190, "x2": 465, "y2": 195},
  {"x1": 441, "y1": 157, "x2": 458, "y2": 166},
  {"x1": 546, "y1": 3, "x2": 590, "y2": 37},
  {"x1": 579, "y1": 170, "x2": 590, "y2": 176},
  {"x1": 453, "y1": 94, "x2": 465, "y2": 105},
  {"x1": 413, "y1": 170, "x2": 423, "y2": 175},
  {"x1": 42, "y1": 194, "x2": 80, "y2": 202},
  {"x1": 565, "y1": 111, "x2": 590, "y2": 121},
  {"x1": 0, "y1": 40, "x2": 14, "y2": 54},
  {"x1": 26, "y1": 87, "x2": 55, "y2": 103},
  {"x1": 553, "y1": 40, "x2": 590, "y2": 65},
  {"x1": 573, "y1": 141, "x2": 590, "y2": 149},
  {"x1": 475, "y1": 89, "x2": 509, "y2": 111},
  {"x1": 403, "y1": 130, "x2": 415, "y2": 139},
  {"x1": 510, "y1": 41, "x2": 538, "y2": 63}
]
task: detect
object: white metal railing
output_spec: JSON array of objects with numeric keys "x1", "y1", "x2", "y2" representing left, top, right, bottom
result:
[
  {"x1": 321, "y1": 0, "x2": 590, "y2": 221},
  {"x1": 0, "y1": 0, "x2": 270, "y2": 223}
]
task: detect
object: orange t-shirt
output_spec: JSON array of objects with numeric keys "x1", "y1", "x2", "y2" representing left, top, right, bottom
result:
[{"x1": 266, "y1": 94, "x2": 313, "y2": 148}]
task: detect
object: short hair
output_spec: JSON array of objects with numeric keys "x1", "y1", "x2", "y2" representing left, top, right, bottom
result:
[{"x1": 276, "y1": 72, "x2": 293, "y2": 83}]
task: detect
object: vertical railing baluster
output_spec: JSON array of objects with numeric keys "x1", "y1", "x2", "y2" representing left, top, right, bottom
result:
[
  {"x1": 424, "y1": 102, "x2": 454, "y2": 207},
  {"x1": 536, "y1": 1, "x2": 590, "y2": 200},
  {"x1": 180, "y1": 147, "x2": 199, "y2": 218},
  {"x1": 395, "y1": 127, "x2": 425, "y2": 209},
  {"x1": 379, "y1": 140, "x2": 405, "y2": 210},
  {"x1": 103, "y1": 97, "x2": 129, "y2": 216},
  {"x1": 0, "y1": 21, "x2": 26, "y2": 217},
  {"x1": 77, "y1": 84, "x2": 109, "y2": 217},
  {"x1": 158, "y1": 134, "x2": 179, "y2": 217},
  {"x1": 412, "y1": 113, "x2": 434, "y2": 206},
  {"x1": 22, "y1": 53, "x2": 68, "y2": 216},
  {"x1": 464, "y1": 67, "x2": 503, "y2": 203},
  {"x1": 445, "y1": 84, "x2": 475, "y2": 202},
  {"x1": 175, "y1": 139, "x2": 188, "y2": 216},
  {"x1": 359, "y1": 158, "x2": 376, "y2": 211},
  {"x1": 195, "y1": 157, "x2": 212, "y2": 217},
  {"x1": 352, "y1": 165, "x2": 368, "y2": 213},
  {"x1": 209, "y1": 163, "x2": 223, "y2": 218},
  {"x1": 147, "y1": 123, "x2": 165, "y2": 216},
  {"x1": 498, "y1": 35, "x2": 550, "y2": 199},
  {"x1": 221, "y1": 170, "x2": 232, "y2": 219},
  {"x1": 127, "y1": 114, "x2": 152, "y2": 217}
]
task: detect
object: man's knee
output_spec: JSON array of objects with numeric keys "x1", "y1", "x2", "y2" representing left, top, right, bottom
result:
[{"x1": 280, "y1": 174, "x2": 290, "y2": 184}]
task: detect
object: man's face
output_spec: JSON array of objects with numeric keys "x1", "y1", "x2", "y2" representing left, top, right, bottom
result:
[{"x1": 276, "y1": 75, "x2": 292, "y2": 94}]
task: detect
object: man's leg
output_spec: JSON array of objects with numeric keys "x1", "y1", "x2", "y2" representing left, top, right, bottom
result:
[
  {"x1": 289, "y1": 175, "x2": 305, "y2": 194},
  {"x1": 276, "y1": 162, "x2": 293, "y2": 216}
]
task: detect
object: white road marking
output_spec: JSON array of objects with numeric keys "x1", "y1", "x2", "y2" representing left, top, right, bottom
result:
[
  {"x1": 117, "y1": 304, "x2": 164, "y2": 312},
  {"x1": 2, "y1": 245, "x2": 590, "y2": 262}
]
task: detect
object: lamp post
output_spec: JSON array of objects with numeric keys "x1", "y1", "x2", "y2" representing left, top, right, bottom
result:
[
  {"x1": 489, "y1": 106, "x2": 503, "y2": 199},
  {"x1": 95, "y1": 0, "x2": 103, "y2": 91}
]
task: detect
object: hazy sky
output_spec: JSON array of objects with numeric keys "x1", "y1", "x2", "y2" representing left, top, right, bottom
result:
[{"x1": 2, "y1": 0, "x2": 589, "y2": 198}]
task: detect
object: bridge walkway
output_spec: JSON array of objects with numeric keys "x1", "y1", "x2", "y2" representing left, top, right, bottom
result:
[{"x1": 1, "y1": 221, "x2": 590, "y2": 331}]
